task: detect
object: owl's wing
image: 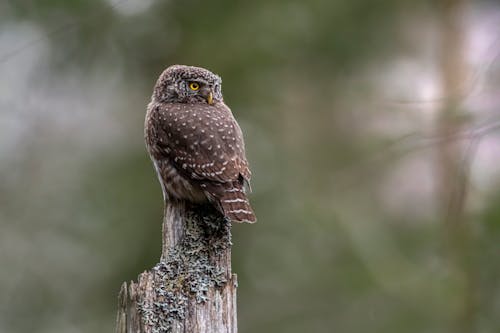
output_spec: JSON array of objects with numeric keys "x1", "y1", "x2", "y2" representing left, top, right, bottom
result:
[{"x1": 154, "y1": 102, "x2": 251, "y2": 185}]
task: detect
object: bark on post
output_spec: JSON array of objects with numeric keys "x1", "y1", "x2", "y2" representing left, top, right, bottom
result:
[{"x1": 115, "y1": 201, "x2": 237, "y2": 333}]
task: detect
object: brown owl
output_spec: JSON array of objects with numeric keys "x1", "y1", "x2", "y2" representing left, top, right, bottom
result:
[{"x1": 145, "y1": 65, "x2": 256, "y2": 223}]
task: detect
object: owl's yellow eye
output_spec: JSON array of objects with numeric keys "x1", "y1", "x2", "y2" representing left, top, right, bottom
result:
[{"x1": 189, "y1": 82, "x2": 200, "y2": 91}]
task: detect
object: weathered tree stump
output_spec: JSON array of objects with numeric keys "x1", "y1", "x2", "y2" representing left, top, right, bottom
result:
[{"x1": 116, "y1": 201, "x2": 237, "y2": 333}]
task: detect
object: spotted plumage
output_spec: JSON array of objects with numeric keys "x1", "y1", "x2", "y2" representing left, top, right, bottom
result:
[{"x1": 145, "y1": 65, "x2": 256, "y2": 223}]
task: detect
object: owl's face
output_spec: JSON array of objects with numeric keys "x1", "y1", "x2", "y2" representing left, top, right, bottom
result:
[{"x1": 153, "y1": 65, "x2": 223, "y2": 105}]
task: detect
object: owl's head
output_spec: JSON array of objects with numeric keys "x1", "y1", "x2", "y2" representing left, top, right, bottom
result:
[{"x1": 152, "y1": 65, "x2": 223, "y2": 105}]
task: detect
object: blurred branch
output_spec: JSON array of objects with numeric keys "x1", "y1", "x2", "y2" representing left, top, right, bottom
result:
[
  {"x1": 0, "y1": 0, "x2": 130, "y2": 64},
  {"x1": 327, "y1": 118, "x2": 500, "y2": 194},
  {"x1": 379, "y1": 13, "x2": 500, "y2": 107},
  {"x1": 436, "y1": 1, "x2": 478, "y2": 333}
]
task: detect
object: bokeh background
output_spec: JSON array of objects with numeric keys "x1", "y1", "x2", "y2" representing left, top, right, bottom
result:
[{"x1": 1, "y1": 0, "x2": 500, "y2": 332}]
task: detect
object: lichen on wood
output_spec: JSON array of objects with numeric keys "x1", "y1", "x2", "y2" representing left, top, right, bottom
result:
[{"x1": 116, "y1": 202, "x2": 237, "y2": 333}]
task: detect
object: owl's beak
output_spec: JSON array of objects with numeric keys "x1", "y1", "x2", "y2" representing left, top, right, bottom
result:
[{"x1": 200, "y1": 86, "x2": 214, "y2": 105}]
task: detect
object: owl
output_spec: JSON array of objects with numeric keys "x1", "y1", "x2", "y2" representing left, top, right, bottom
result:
[{"x1": 145, "y1": 65, "x2": 256, "y2": 223}]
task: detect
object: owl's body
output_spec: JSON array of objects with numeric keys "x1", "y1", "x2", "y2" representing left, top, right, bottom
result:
[{"x1": 145, "y1": 65, "x2": 256, "y2": 223}]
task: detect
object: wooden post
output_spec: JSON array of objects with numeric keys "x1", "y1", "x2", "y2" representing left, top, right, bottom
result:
[{"x1": 115, "y1": 201, "x2": 237, "y2": 333}]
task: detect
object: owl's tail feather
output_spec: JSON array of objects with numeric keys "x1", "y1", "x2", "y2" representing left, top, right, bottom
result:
[{"x1": 219, "y1": 187, "x2": 256, "y2": 223}]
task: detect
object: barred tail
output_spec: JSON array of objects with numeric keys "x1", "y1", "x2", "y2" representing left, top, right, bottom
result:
[{"x1": 219, "y1": 187, "x2": 256, "y2": 223}]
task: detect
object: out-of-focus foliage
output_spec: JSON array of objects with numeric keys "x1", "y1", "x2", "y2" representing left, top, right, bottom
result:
[{"x1": 1, "y1": 0, "x2": 499, "y2": 332}]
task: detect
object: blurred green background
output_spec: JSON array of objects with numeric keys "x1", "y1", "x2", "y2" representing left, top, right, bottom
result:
[{"x1": 1, "y1": 0, "x2": 499, "y2": 332}]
